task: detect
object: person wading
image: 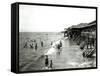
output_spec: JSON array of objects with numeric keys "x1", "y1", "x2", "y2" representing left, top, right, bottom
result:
[
  {"x1": 30, "y1": 43, "x2": 34, "y2": 49},
  {"x1": 41, "y1": 41, "x2": 43, "y2": 47},
  {"x1": 24, "y1": 42, "x2": 27, "y2": 48},
  {"x1": 60, "y1": 40, "x2": 62, "y2": 47},
  {"x1": 35, "y1": 43, "x2": 37, "y2": 50},
  {"x1": 51, "y1": 41, "x2": 53, "y2": 46}
]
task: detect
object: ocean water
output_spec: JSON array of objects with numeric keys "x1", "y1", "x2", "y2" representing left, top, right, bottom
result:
[
  {"x1": 19, "y1": 32, "x2": 63, "y2": 71},
  {"x1": 19, "y1": 32, "x2": 96, "y2": 71}
]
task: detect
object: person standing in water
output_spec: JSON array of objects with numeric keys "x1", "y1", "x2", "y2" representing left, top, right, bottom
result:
[
  {"x1": 35, "y1": 43, "x2": 37, "y2": 50},
  {"x1": 57, "y1": 44, "x2": 61, "y2": 50},
  {"x1": 34, "y1": 39, "x2": 36, "y2": 42},
  {"x1": 60, "y1": 40, "x2": 62, "y2": 48},
  {"x1": 30, "y1": 43, "x2": 34, "y2": 49},
  {"x1": 41, "y1": 41, "x2": 43, "y2": 47},
  {"x1": 51, "y1": 41, "x2": 53, "y2": 46},
  {"x1": 24, "y1": 42, "x2": 27, "y2": 48}
]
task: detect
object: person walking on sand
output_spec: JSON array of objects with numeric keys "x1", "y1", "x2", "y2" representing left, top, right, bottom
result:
[
  {"x1": 45, "y1": 55, "x2": 49, "y2": 68},
  {"x1": 49, "y1": 60, "x2": 53, "y2": 69}
]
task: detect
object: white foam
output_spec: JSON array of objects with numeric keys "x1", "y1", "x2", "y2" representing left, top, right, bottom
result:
[{"x1": 45, "y1": 47, "x2": 57, "y2": 55}]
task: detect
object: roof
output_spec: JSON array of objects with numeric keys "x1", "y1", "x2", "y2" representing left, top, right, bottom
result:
[{"x1": 69, "y1": 20, "x2": 96, "y2": 29}]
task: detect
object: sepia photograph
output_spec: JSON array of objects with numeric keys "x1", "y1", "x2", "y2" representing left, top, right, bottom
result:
[{"x1": 19, "y1": 4, "x2": 97, "y2": 72}]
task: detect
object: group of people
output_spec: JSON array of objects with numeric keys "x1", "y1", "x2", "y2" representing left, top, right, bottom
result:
[
  {"x1": 23, "y1": 38, "x2": 63, "y2": 69},
  {"x1": 43, "y1": 40, "x2": 63, "y2": 69},
  {"x1": 23, "y1": 38, "x2": 44, "y2": 51}
]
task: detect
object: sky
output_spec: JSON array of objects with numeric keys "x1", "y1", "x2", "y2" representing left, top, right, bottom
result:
[{"x1": 19, "y1": 5, "x2": 96, "y2": 32}]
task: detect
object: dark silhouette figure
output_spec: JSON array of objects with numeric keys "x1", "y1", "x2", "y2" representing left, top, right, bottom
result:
[
  {"x1": 45, "y1": 55, "x2": 49, "y2": 67},
  {"x1": 34, "y1": 40, "x2": 36, "y2": 42},
  {"x1": 41, "y1": 41, "x2": 43, "y2": 47},
  {"x1": 49, "y1": 60, "x2": 53, "y2": 69},
  {"x1": 35, "y1": 43, "x2": 37, "y2": 50},
  {"x1": 30, "y1": 43, "x2": 34, "y2": 49},
  {"x1": 60, "y1": 40, "x2": 62, "y2": 47},
  {"x1": 24, "y1": 42, "x2": 27, "y2": 48},
  {"x1": 57, "y1": 44, "x2": 61, "y2": 50},
  {"x1": 51, "y1": 41, "x2": 53, "y2": 45}
]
